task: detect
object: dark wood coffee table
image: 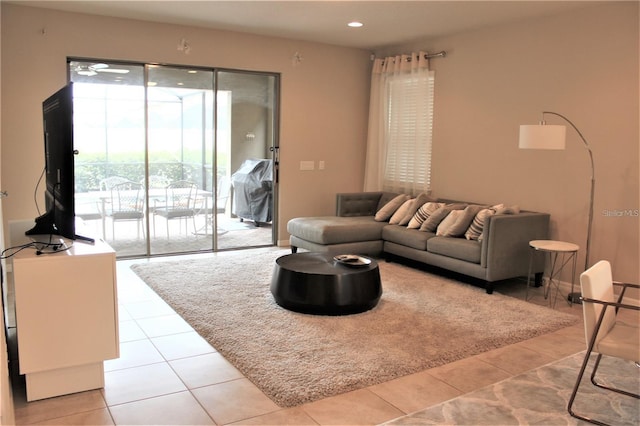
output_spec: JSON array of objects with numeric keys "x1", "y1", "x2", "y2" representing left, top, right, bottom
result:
[{"x1": 270, "y1": 252, "x2": 382, "y2": 315}]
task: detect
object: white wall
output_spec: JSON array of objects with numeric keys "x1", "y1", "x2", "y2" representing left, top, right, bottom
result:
[
  {"x1": 0, "y1": 4, "x2": 372, "y2": 246},
  {"x1": 378, "y1": 2, "x2": 639, "y2": 283}
]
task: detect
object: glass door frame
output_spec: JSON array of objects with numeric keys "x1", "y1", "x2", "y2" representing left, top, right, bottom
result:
[
  {"x1": 215, "y1": 68, "x2": 281, "y2": 251},
  {"x1": 69, "y1": 58, "x2": 280, "y2": 258}
]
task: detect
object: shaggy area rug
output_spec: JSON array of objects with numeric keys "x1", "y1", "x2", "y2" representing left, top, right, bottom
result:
[{"x1": 130, "y1": 249, "x2": 579, "y2": 407}]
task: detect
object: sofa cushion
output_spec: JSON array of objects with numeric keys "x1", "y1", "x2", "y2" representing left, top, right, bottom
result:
[
  {"x1": 442, "y1": 204, "x2": 486, "y2": 237},
  {"x1": 376, "y1": 192, "x2": 403, "y2": 212},
  {"x1": 382, "y1": 224, "x2": 435, "y2": 251},
  {"x1": 427, "y1": 236, "x2": 482, "y2": 264},
  {"x1": 420, "y1": 203, "x2": 467, "y2": 232},
  {"x1": 408, "y1": 202, "x2": 444, "y2": 229},
  {"x1": 389, "y1": 199, "x2": 414, "y2": 225},
  {"x1": 375, "y1": 194, "x2": 411, "y2": 222},
  {"x1": 465, "y1": 207, "x2": 497, "y2": 241},
  {"x1": 287, "y1": 216, "x2": 387, "y2": 245},
  {"x1": 496, "y1": 205, "x2": 521, "y2": 215},
  {"x1": 399, "y1": 192, "x2": 435, "y2": 225},
  {"x1": 436, "y1": 210, "x2": 463, "y2": 236}
]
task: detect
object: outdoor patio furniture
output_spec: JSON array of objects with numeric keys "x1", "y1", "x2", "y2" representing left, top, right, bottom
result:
[
  {"x1": 105, "y1": 181, "x2": 145, "y2": 240},
  {"x1": 231, "y1": 159, "x2": 273, "y2": 226},
  {"x1": 152, "y1": 180, "x2": 199, "y2": 238}
]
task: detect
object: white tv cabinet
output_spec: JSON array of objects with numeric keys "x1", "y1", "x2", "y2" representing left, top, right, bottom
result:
[{"x1": 11, "y1": 237, "x2": 119, "y2": 401}]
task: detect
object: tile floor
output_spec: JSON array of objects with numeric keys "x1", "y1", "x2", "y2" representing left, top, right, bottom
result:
[{"x1": 11, "y1": 248, "x2": 589, "y2": 425}]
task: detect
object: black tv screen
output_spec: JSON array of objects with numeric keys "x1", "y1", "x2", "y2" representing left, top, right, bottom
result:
[{"x1": 26, "y1": 83, "x2": 92, "y2": 243}]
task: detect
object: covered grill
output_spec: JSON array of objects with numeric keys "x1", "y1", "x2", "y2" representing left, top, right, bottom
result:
[{"x1": 231, "y1": 158, "x2": 273, "y2": 225}]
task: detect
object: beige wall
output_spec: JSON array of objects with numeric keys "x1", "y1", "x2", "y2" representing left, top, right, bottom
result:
[
  {"x1": 378, "y1": 2, "x2": 639, "y2": 283},
  {"x1": 2, "y1": 3, "x2": 638, "y2": 283},
  {"x1": 0, "y1": 4, "x2": 372, "y2": 247},
  {"x1": 0, "y1": 4, "x2": 16, "y2": 425}
]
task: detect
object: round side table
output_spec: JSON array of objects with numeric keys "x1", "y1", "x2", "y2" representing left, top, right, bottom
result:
[{"x1": 527, "y1": 240, "x2": 579, "y2": 308}]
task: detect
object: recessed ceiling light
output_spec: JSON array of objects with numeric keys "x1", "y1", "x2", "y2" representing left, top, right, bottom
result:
[{"x1": 348, "y1": 21, "x2": 364, "y2": 28}]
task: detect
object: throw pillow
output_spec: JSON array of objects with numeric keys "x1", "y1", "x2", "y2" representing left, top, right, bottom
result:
[
  {"x1": 407, "y1": 202, "x2": 444, "y2": 229},
  {"x1": 419, "y1": 203, "x2": 467, "y2": 232},
  {"x1": 496, "y1": 205, "x2": 521, "y2": 215},
  {"x1": 375, "y1": 194, "x2": 410, "y2": 222},
  {"x1": 399, "y1": 192, "x2": 434, "y2": 225},
  {"x1": 436, "y1": 210, "x2": 463, "y2": 236},
  {"x1": 464, "y1": 208, "x2": 497, "y2": 241},
  {"x1": 389, "y1": 199, "x2": 414, "y2": 225},
  {"x1": 442, "y1": 204, "x2": 486, "y2": 237}
]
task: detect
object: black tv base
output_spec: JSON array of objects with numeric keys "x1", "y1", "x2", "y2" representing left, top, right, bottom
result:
[
  {"x1": 25, "y1": 212, "x2": 95, "y2": 244},
  {"x1": 25, "y1": 211, "x2": 57, "y2": 237},
  {"x1": 74, "y1": 234, "x2": 95, "y2": 244}
]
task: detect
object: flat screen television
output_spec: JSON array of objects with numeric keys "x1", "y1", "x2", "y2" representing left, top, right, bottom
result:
[{"x1": 25, "y1": 83, "x2": 94, "y2": 244}]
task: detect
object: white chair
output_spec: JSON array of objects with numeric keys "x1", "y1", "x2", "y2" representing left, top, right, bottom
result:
[
  {"x1": 152, "y1": 180, "x2": 198, "y2": 238},
  {"x1": 216, "y1": 175, "x2": 231, "y2": 215},
  {"x1": 567, "y1": 260, "x2": 639, "y2": 425},
  {"x1": 142, "y1": 174, "x2": 169, "y2": 190},
  {"x1": 104, "y1": 181, "x2": 145, "y2": 240},
  {"x1": 99, "y1": 176, "x2": 129, "y2": 192}
]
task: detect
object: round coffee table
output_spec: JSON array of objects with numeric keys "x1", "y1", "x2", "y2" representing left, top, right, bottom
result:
[{"x1": 270, "y1": 252, "x2": 382, "y2": 315}]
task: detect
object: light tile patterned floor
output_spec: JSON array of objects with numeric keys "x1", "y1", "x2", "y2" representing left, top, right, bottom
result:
[{"x1": 11, "y1": 248, "x2": 594, "y2": 425}]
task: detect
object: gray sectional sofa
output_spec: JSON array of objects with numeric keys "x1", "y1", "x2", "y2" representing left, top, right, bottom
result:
[{"x1": 287, "y1": 192, "x2": 550, "y2": 294}]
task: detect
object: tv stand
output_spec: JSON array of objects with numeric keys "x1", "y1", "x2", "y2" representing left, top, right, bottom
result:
[{"x1": 11, "y1": 232, "x2": 119, "y2": 401}]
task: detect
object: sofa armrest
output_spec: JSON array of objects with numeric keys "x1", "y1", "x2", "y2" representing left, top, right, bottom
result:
[
  {"x1": 482, "y1": 212, "x2": 550, "y2": 281},
  {"x1": 335, "y1": 192, "x2": 385, "y2": 217}
]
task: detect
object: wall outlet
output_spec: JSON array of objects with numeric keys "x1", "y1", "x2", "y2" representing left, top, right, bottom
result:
[{"x1": 318, "y1": 160, "x2": 325, "y2": 170}]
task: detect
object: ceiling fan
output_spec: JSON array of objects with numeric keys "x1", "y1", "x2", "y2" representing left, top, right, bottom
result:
[{"x1": 72, "y1": 62, "x2": 130, "y2": 76}]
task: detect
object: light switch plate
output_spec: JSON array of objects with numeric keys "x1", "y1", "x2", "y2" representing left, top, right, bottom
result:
[{"x1": 300, "y1": 160, "x2": 315, "y2": 171}]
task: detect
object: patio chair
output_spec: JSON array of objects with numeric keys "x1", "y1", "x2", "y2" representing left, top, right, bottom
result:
[
  {"x1": 142, "y1": 174, "x2": 170, "y2": 189},
  {"x1": 105, "y1": 181, "x2": 145, "y2": 240},
  {"x1": 75, "y1": 196, "x2": 104, "y2": 238},
  {"x1": 189, "y1": 176, "x2": 231, "y2": 236},
  {"x1": 567, "y1": 260, "x2": 639, "y2": 425},
  {"x1": 152, "y1": 180, "x2": 199, "y2": 238},
  {"x1": 216, "y1": 175, "x2": 231, "y2": 214},
  {"x1": 99, "y1": 176, "x2": 130, "y2": 192}
]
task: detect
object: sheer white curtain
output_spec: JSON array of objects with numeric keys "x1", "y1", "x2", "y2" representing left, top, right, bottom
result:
[{"x1": 364, "y1": 51, "x2": 435, "y2": 195}]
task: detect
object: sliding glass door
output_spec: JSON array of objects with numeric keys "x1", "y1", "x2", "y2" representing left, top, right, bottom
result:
[
  {"x1": 71, "y1": 61, "x2": 147, "y2": 256},
  {"x1": 146, "y1": 65, "x2": 215, "y2": 255},
  {"x1": 70, "y1": 59, "x2": 278, "y2": 257},
  {"x1": 216, "y1": 71, "x2": 279, "y2": 250}
]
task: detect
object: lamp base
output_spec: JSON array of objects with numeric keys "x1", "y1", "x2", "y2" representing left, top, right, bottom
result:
[{"x1": 567, "y1": 292, "x2": 582, "y2": 305}]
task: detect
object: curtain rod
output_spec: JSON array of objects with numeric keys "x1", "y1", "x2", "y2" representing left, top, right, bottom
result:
[
  {"x1": 372, "y1": 51, "x2": 447, "y2": 62},
  {"x1": 424, "y1": 51, "x2": 447, "y2": 59}
]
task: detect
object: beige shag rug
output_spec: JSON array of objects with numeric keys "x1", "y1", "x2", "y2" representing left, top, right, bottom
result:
[{"x1": 130, "y1": 249, "x2": 579, "y2": 407}]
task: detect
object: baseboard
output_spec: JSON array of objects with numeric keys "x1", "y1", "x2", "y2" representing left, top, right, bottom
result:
[{"x1": 550, "y1": 278, "x2": 639, "y2": 306}]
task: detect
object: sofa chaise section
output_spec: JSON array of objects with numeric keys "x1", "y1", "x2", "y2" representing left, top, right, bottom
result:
[{"x1": 288, "y1": 216, "x2": 388, "y2": 255}]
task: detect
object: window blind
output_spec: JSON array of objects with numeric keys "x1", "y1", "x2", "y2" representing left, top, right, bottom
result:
[{"x1": 383, "y1": 70, "x2": 435, "y2": 195}]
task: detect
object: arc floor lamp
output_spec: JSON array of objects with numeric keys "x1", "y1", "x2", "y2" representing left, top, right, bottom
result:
[{"x1": 519, "y1": 111, "x2": 595, "y2": 304}]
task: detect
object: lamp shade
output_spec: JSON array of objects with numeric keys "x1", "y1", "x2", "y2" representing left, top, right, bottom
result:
[{"x1": 519, "y1": 124, "x2": 566, "y2": 150}]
